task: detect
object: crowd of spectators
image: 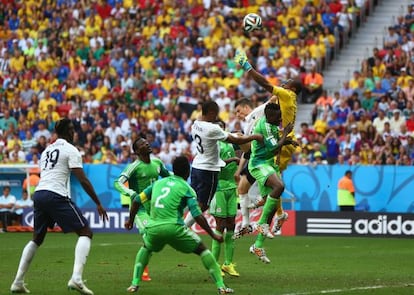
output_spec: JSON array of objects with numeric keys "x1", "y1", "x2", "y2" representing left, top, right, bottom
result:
[
  {"x1": 0, "y1": 0, "x2": 384, "y2": 169},
  {"x1": 293, "y1": 2, "x2": 414, "y2": 166}
]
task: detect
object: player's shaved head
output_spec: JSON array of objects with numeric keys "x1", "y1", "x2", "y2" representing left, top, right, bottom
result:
[
  {"x1": 285, "y1": 79, "x2": 303, "y2": 95},
  {"x1": 173, "y1": 156, "x2": 190, "y2": 179}
]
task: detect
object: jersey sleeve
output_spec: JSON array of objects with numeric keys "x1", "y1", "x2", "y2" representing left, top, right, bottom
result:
[
  {"x1": 114, "y1": 163, "x2": 139, "y2": 199},
  {"x1": 184, "y1": 186, "x2": 202, "y2": 218},
  {"x1": 68, "y1": 146, "x2": 83, "y2": 169},
  {"x1": 208, "y1": 124, "x2": 229, "y2": 141},
  {"x1": 133, "y1": 184, "x2": 153, "y2": 205},
  {"x1": 272, "y1": 86, "x2": 291, "y2": 104}
]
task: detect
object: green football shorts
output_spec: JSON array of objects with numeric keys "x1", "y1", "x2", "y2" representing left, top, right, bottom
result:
[
  {"x1": 209, "y1": 188, "x2": 238, "y2": 218},
  {"x1": 249, "y1": 163, "x2": 280, "y2": 196},
  {"x1": 143, "y1": 224, "x2": 202, "y2": 253}
]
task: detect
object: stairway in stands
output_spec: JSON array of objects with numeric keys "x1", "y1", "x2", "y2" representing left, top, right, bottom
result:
[{"x1": 295, "y1": 0, "x2": 408, "y2": 130}]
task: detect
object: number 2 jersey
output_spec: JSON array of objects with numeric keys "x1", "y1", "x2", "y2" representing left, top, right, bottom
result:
[
  {"x1": 136, "y1": 175, "x2": 202, "y2": 227},
  {"x1": 36, "y1": 138, "x2": 82, "y2": 197},
  {"x1": 191, "y1": 120, "x2": 229, "y2": 171}
]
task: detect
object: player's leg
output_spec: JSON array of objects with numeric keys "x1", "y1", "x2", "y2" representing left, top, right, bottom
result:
[
  {"x1": 185, "y1": 168, "x2": 219, "y2": 227},
  {"x1": 47, "y1": 196, "x2": 96, "y2": 295},
  {"x1": 133, "y1": 211, "x2": 152, "y2": 282},
  {"x1": 272, "y1": 146, "x2": 294, "y2": 233},
  {"x1": 169, "y1": 225, "x2": 233, "y2": 293},
  {"x1": 249, "y1": 165, "x2": 283, "y2": 263},
  {"x1": 233, "y1": 168, "x2": 255, "y2": 239},
  {"x1": 127, "y1": 226, "x2": 161, "y2": 293},
  {"x1": 209, "y1": 194, "x2": 224, "y2": 263},
  {"x1": 11, "y1": 191, "x2": 49, "y2": 294},
  {"x1": 221, "y1": 189, "x2": 239, "y2": 277}
]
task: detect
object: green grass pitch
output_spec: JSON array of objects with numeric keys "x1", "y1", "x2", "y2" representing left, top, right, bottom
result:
[{"x1": 1, "y1": 233, "x2": 413, "y2": 295}]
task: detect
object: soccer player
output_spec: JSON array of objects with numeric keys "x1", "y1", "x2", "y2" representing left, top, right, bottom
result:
[
  {"x1": 209, "y1": 121, "x2": 240, "y2": 277},
  {"x1": 125, "y1": 156, "x2": 234, "y2": 294},
  {"x1": 234, "y1": 49, "x2": 302, "y2": 234},
  {"x1": 248, "y1": 103, "x2": 297, "y2": 263},
  {"x1": 184, "y1": 100, "x2": 263, "y2": 227},
  {"x1": 114, "y1": 137, "x2": 171, "y2": 291},
  {"x1": 233, "y1": 97, "x2": 278, "y2": 240},
  {"x1": 10, "y1": 118, "x2": 108, "y2": 295}
]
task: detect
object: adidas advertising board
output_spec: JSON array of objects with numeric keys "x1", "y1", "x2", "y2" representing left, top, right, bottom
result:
[{"x1": 296, "y1": 212, "x2": 414, "y2": 238}]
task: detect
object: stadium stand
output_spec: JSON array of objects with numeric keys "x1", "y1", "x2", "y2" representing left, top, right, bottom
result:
[{"x1": 0, "y1": 0, "x2": 409, "y2": 169}]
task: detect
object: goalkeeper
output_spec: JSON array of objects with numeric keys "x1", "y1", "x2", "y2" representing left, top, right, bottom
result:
[{"x1": 234, "y1": 49, "x2": 302, "y2": 234}]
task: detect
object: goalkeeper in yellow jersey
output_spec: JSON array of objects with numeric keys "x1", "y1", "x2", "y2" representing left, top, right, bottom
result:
[{"x1": 234, "y1": 49, "x2": 302, "y2": 234}]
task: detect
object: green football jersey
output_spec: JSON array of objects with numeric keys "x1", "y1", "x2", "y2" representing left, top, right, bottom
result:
[
  {"x1": 249, "y1": 116, "x2": 280, "y2": 167},
  {"x1": 138, "y1": 175, "x2": 201, "y2": 227},
  {"x1": 217, "y1": 141, "x2": 237, "y2": 190},
  {"x1": 114, "y1": 157, "x2": 171, "y2": 212}
]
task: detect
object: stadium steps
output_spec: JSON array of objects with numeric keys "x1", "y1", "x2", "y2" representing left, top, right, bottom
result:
[{"x1": 296, "y1": 0, "x2": 407, "y2": 129}]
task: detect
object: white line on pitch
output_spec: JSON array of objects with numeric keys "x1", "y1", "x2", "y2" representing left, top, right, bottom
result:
[{"x1": 281, "y1": 283, "x2": 414, "y2": 295}]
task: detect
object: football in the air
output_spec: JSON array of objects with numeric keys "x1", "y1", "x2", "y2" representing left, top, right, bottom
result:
[{"x1": 243, "y1": 13, "x2": 262, "y2": 32}]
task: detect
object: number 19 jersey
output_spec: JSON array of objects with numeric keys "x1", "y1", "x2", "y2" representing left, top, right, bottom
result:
[
  {"x1": 191, "y1": 120, "x2": 228, "y2": 171},
  {"x1": 36, "y1": 138, "x2": 83, "y2": 197}
]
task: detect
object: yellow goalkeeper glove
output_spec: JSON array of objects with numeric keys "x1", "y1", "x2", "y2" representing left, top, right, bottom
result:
[{"x1": 234, "y1": 49, "x2": 252, "y2": 71}]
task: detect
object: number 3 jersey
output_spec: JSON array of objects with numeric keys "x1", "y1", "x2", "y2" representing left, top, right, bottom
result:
[
  {"x1": 191, "y1": 120, "x2": 228, "y2": 171},
  {"x1": 36, "y1": 138, "x2": 83, "y2": 197}
]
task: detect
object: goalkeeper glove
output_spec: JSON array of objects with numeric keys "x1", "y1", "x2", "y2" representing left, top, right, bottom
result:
[{"x1": 234, "y1": 49, "x2": 252, "y2": 71}]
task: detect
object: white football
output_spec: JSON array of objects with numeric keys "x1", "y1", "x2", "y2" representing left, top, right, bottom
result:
[{"x1": 243, "y1": 13, "x2": 262, "y2": 32}]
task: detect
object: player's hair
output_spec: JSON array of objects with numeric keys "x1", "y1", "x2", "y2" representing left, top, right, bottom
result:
[
  {"x1": 202, "y1": 100, "x2": 219, "y2": 115},
  {"x1": 172, "y1": 156, "x2": 190, "y2": 178},
  {"x1": 264, "y1": 102, "x2": 281, "y2": 116},
  {"x1": 55, "y1": 118, "x2": 72, "y2": 137},
  {"x1": 234, "y1": 98, "x2": 253, "y2": 109},
  {"x1": 345, "y1": 170, "x2": 352, "y2": 176},
  {"x1": 132, "y1": 137, "x2": 146, "y2": 154}
]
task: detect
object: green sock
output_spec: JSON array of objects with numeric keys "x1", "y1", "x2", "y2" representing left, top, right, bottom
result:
[
  {"x1": 258, "y1": 196, "x2": 278, "y2": 225},
  {"x1": 201, "y1": 249, "x2": 225, "y2": 288},
  {"x1": 255, "y1": 233, "x2": 266, "y2": 248},
  {"x1": 211, "y1": 230, "x2": 222, "y2": 262},
  {"x1": 131, "y1": 247, "x2": 151, "y2": 286},
  {"x1": 224, "y1": 231, "x2": 234, "y2": 265}
]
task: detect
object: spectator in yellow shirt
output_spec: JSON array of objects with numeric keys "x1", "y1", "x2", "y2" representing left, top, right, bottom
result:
[
  {"x1": 397, "y1": 67, "x2": 414, "y2": 88},
  {"x1": 38, "y1": 91, "x2": 57, "y2": 113},
  {"x1": 9, "y1": 50, "x2": 25, "y2": 73}
]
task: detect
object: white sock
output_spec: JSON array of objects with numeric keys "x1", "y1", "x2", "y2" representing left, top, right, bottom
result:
[
  {"x1": 240, "y1": 194, "x2": 250, "y2": 227},
  {"x1": 14, "y1": 241, "x2": 38, "y2": 284},
  {"x1": 184, "y1": 212, "x2": 196, "y2": 227},
  {"x1": 72, "y1": 236, "x2": 91, "y2": 283}
]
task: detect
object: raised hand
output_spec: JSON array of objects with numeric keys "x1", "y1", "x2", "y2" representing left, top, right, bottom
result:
[{"x1": 234, "y1": 49, "x2": 252, "y2": 71}]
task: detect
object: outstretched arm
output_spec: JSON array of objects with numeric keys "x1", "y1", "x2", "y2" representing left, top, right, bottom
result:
[
  {"x1": 234, "y1": 49, "x2": 274, "y2": 94},
  {"x1": 72, "y1": 168, "x2": 108, "y2": 221}
]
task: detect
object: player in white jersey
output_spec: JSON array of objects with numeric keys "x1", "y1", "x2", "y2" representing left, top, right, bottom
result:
[
  {"x1": 10, "y1": 118, "x2": 108, "y2": 295},
  {"x1": 233, "y1": 97, "x2": 278, "y2": 239},
  {"x1": 184, "y1": 101, "x2": 263, "y2": 227}
]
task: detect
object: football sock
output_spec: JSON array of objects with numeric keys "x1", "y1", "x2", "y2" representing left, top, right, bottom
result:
[
  {"x1": 132, "y1": 247, "x2": 151, "y2": 286},
  {"x1": 184, "y1": 212, "x2": 196, "y2": 227},
  {"x1": 240, "y1": 194, "x2": 250, "y2": 227},
  {"x1": 224, "y1": 231, "x2": 234, "y2": 265},
  {"x1": 211, "y1": 230, "x2": 222, "y2": 261},
  {"x1": 258, "y1": 196, "x2": 278, "y2": 225},
  {"x1": 200, "y1": 249, "x2": 225, "y2": 288},
  {"x1": 276, "y1": 199, "x2": 284, "y2": 216},
  {"x1": 72, "y1": 236, "x2": 91, "y2": 283},
  {"x1": 255, "y1": 233, "x2": 266, "y2": 248},
  {"x1": 142, "y1": 265, "x2": 150, "y2": 276},
  {"x1": 13, "y1": 240, "x2": 38, "y2": 284}
]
